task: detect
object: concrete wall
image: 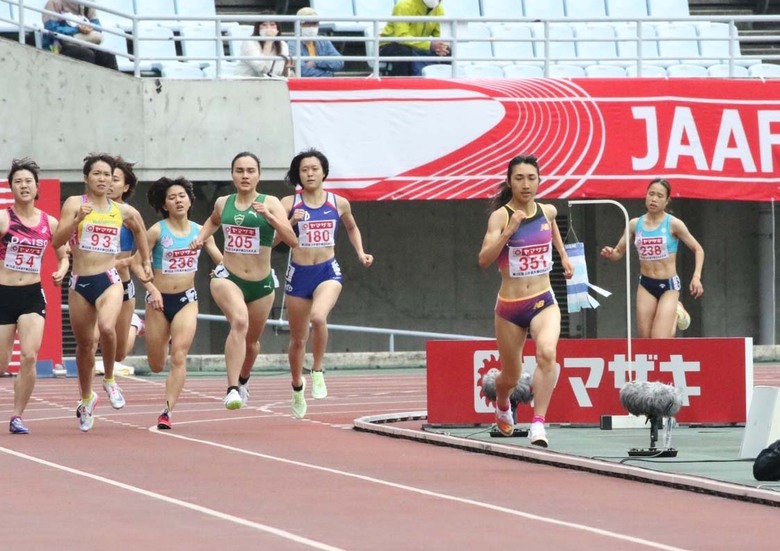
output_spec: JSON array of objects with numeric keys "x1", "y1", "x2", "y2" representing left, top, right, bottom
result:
[
  {"x1": 0, "y1": 39, "x2": 295, "y2": 182},
  {"x1": 2, "y1": 39, "x2": 776, "y2": 358}
]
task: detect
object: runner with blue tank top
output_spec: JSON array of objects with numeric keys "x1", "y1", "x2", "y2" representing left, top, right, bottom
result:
[
  {"x1": 601, "y1": 178, "x2": 704, "y2": 338},
  {"x1": 144, "y1": 177, "x2": 222, "y2": 430},
  {"x1": 190, "y1": 152, "x2": 298, "y2": 411},
  {"x1": 279, "y1": 148, "x2": 373, "y2": 420}
]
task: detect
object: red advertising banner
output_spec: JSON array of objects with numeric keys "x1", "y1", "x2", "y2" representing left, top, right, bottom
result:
[
  {"x1": 426, "y1": 338, "x2": 752, "y2": 425},
  {"x1": 289, "y1": 78, "x2": 780, "y2": 201},
  {"x1": 0, "y1": 178, "x2": 63, "y2": 373}
]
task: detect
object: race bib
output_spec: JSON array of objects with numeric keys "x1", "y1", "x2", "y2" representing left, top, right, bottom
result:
[
  {"x1": 636, "y1": 236, "x2": 669, "y2": 261},
  {"x1": 298, "y1": 220, "x2": 336, "y2": 248},
  {"x1": 508, "y1": 243, "x2": 553, "y2": 278},
  {"x1": 80, "y1": 224, "x2": 119, "y2": 254},
  {"x1": 223, "y1": 224, "x2": 260, "y2": 254},
  {"x1": 3, "y1": 243, "x2": 44, "y2": 273},
  {"x1": 162, "y1": 248, "x2": 199, "y2": 274}
]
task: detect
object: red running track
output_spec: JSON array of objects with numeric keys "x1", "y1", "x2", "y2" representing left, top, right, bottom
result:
[{"x1": 1, "y1": 371, "x2": 778, "y2": 550}]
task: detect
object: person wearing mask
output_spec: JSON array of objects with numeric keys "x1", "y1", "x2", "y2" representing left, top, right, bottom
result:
[
  {"x1": 41, "y1": 1, "x2": 118, "y2": 70},
  {"x1": 288, "y1": 7, "x2": 344, "y2": 78},
  {"x1": 236, "y1": 9, "x2": 294, "y2": 78},
  {"x1": 379, "y1": 0, "x2": 449, "y2": 76}
]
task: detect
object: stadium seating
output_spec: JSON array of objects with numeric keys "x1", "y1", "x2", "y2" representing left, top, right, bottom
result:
[
  {"x1": 226, "y1": 24, "x2": 253, "y2": 59},
  {"x1": 353, "y1": 0, "x2": 395, "y2": 31},
  {"x1": 647, "y1": 0, "x2": 690, "y2": 19},
  {"x1": 444, "y1": 0, "x2": 482, "y2": 20},
  {"x1": 97, "y1": 0, "x2": 135, "y2": 31},
  {"x1": 502, "y1": 64, "x2": 544, "y2": 78},
  {"x1": 180, "y1": 23, "x2": 223, "y2": 67},
  {"x1": 548, "y1": 64, "x2": 586, "y2": 77},
  {"x1": 311, "y1": 0, "x2": 367, "y2": 33},
  {"x1": 749, "y1": 63, "x2": 780, "y2": 78},
  {"x1": 201, "y1": 61, "x2": 244, "y2": 78},
  {"x1": 604, "y1": 0, "x2": 649, "y2": 19},
  {"x1": 584, "y1": 64, "x2": 627, "y2": 77},
  {"x1": 523, "y1": 0, "x2": 565, "y2": 20},
  {"x1": 666, "y1": 63, "x2": 709, "y2": 77},
  {"x1": 160, "y1": 63, "x2": 206, "y2": 78},
  {"x1": 564, "y1": 0, "x2": 607, "y2": 19},
  {"x1": 491, "y1": 23, "x2": 541, "y2": 66},
  {"x1": 480, "y1": 0, "x2": 523, "y2": 20},
  {"x1": 625, "y1": 64, "x2": 667, "y2": 77},
  {"x1": 534, "y1": 24, "x2": 577, "y2": 66},
  {"x1": 134, "y1": 24, "x2": 178, "y2": 68},
  {"x1": 573, "y1": 24, "x2": 618, "y2": 66},
  {"x1": 655, "y1": 22, "x2": 708, "y2": 67},
  {"x1": 707, "y1": 63, "x2": 749, "y2": 77},
  {"x1": 135, "y1": 0, "x2": 180, "y2": 30},
  {"x1": 0, "y1": 1, "x2": 17, "y2": 33},
  {"x1": 421, "y1": 64, "x2": 463, "y2": 78},
  {"x1": 100, "y1": 24, "x2": 154, "y2": 74},
  {"x1": 455, "y1": 23, "x2": 493, "y2": 64},
  {"x1": 696, "y1": 22, "x2": 751, "y2": 67}
]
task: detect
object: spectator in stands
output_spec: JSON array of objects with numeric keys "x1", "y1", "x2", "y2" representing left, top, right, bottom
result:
[
  {"x1": 42, "y1": 1, "x2": 118, "y2": 70},
  {"x1": 0, "y1": 158, "x2": 69, "y2": 434},
  {"x1": 379, "y1": 0, "x2": 449, "y2": 76},
  {"x1": 190, "y1": 152, "x2": 297, "y2": 411},
  {"x1": 288, "y1": 7, "x2": 344, "y2": 78},
  {"x1": 236, "y1": 9, "x2": 294, "y2": 78}
]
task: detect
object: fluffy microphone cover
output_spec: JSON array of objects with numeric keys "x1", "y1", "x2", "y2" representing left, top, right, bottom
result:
[{"x1": 620, "y1": 380, "x2": 683, "y2": 418}]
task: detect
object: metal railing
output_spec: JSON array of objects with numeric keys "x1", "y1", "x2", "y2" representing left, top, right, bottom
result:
[{"x1": 3, "y1": 1, "x2": 780, "y2": 78}]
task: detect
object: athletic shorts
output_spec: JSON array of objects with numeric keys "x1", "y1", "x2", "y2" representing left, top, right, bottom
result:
[
  {"x1": 638, "y1": 274, "x2": 681, "y2": 300},
  {"x1": 0, "y1": 282, "x2": 46, "y2": 324},
  {"x1": 146, "y1": 288, "x2": 197, "y2": 323},
  {"x1": 122, "y1": 279, "x2": 136, "y2": 302},
  {"x1": 495, "y1": 288, "x2": 557, "y2": 329},
  {"x1": 212, "y1": 263, "x2": 274, "y2": 303},
  {"x1": 69, "y1": 268, "x2": 122, "y2": 306},
  {"x1": 284, "y1": 258, "x2": 343, "y2": 299}
]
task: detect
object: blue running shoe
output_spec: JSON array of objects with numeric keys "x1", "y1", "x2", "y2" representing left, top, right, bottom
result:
[{"x1": 9, "y1": 416, "x2": 29, "y2": 434}]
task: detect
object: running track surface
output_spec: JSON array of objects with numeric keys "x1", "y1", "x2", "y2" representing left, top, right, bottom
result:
[{"x1": 2, "y1": 370, "x2": 779, "y2": 550}]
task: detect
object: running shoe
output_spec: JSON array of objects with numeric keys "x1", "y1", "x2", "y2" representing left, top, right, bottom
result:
[
  {"x1": 224, "y1": 388, "x2": 243, "y2": 410},
  {"x1": 495, "y1": 405, "x2": 514, "y2": 437},
  {"x1": 76, "y1": 392, "x2": 98, "y2": 432},
  {"x1": 239, "y1": 383, "x2": 250, "y2": 407},
  {"x1": 131, "y1": 313, "x2": 146, "y2": 337},
  {"x1": 157, "y1": 410, "x2": 171, "y2": 430},
  {"x1": 103, "y1": 380, "x2": 126, "y2": 409},
  {"x1": 311, "y1": 370, "x2": 327, "y2": 399},
  {"x1": 529, "y1": 421, "x2": 549, "y2": 448},
  {"x1": 9, "y1": 416, "x2": 29, "y2": 434},
  {"x1": 292, "y1": 380, "x2": 307, "y2": 419},
  {"x1": 676, "y1": 301, "x2": 691, "y2": 331}
]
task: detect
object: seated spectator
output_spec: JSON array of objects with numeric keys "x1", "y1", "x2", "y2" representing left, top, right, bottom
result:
[
  {"x1": 379, "y1": 0, "x2": 449, "y2": 77},
  {"x1": 235, "y1": 10, "x2": 294, "y2": 78},
  {"x1": 42, "y1": 1, "x2": 118, "y2": 70},
  {"x1": 288, "y1": 7, "x2": 344, "y2": 78}
]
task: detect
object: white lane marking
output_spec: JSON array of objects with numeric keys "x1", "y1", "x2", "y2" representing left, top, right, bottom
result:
[
  {"x1": 152, "y1": 430, "x2": 687, "y2": 551},
  {"x1": 0, "y1": 446, "x2": 344, "y2": 551}
]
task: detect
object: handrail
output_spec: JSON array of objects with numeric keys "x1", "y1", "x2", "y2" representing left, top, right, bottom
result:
[
  {"x1": 6, "y1": 1, "x2": 780, "y2": 78},
  {"x1": 61, "y1": 306, "x2": 492, "y2": 353}
]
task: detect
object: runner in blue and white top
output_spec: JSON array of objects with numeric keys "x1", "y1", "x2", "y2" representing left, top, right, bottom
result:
[
  {"x1": 279, "y1": 148, "x2": 373, "y2": 419},
  {"x1": 601, "y1": 178, "x2": 704, "y2": 338},
  {"x1": 144, "y1": 177, "x2": 222, "y2": 430}
]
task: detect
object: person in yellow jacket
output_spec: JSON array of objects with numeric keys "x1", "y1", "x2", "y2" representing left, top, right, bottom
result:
[{"x1": 379, "y1": 0, "x2": 450, "y2": 76}]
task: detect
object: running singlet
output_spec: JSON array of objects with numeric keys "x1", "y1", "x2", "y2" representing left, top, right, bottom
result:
[
  {"x1": 291, "y1": 192, "x2": 339, "y2": 248},
  {"x1": 70, "y1": 196, "x2": 122, "y2": 254},
  {"x1": 497, "y1": 204, "x2": 553, "y2": 278},
  {"x1": 0, "y1": 207, "x2": 51, "y2": 274},
  {"x1": 220, "y1": 194, "x2": 274, "y2": 254},
  {"x1": 152, "y1": 219, "x2": 201, "y2": 275},
  {"x1": 634, "y1": 214, "x2": 678, "y2": 261}
]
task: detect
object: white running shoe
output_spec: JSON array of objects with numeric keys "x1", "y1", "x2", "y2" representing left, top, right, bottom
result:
[
  {"x1": 495, "y1": 406, "x2": 514, "y2": 437},
  {"x1": 311, "y1": 371, "x2": 327, "y2": 399},
  {"x1": 76, "y1": 392, "x2": 98, "y2": 432},
  {"x1": 292, "y1": 380, "x2": 307, "y2": 419},
  {"x1": 103, "y1": 380, "x2": 126, "y2": 409},
  {"x1": 529, "y1": 421, "x2": 549, "y2": 448},
  {"x1": 224, "y1": 388, "x2": 243, "y2": 410},
  {"x1": 238, "y1": 383, "x2": 250, "y2": 407}
]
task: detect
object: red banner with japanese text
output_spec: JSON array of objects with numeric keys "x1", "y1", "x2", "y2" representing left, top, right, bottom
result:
[
  {"x1": 0, "y1": 179, "x2": 63, "y2": 374},
  {"x1": 426, "y1": 338, "x2": 752, "y2": 425},
  {"x1": 290, "y1": 78, "x2": 780, "y2": 201}
]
